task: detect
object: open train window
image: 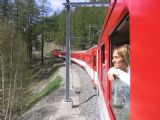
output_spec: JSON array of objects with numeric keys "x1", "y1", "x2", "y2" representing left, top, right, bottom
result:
[
  {"x1": 101, "y1": 44, "x2": 106, "y2": 91},
  {"x1": 94, "y1": 55, "x2": 96, "y2": 67},
  {"x1": 109, "y1": 14, "x2": 130, "y2": 120},
  {"x1": 101, "y1": 45, "x2": 105, "y2": 64}
]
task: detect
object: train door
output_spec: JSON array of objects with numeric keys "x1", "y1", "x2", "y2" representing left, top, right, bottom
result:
[{"x1": 109, "y1": 14, "x2": 130, "y2": 120}]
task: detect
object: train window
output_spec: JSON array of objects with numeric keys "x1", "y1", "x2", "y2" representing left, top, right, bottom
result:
[
  {"x1": 101, "y1": 45, "x2": 105, "y2": 64},
  {"x1": 79, "y1": 54, "x2": 82, "y2": 60},
  {"x1": 101, "y1": 44, "x2": 106, "y2": 91},
  {"x1": 109, "y1": 14, "x2": 130, "y2": 120},
  {"x1": 94, "y1": 55, "x2": 96, "y2": 67}
]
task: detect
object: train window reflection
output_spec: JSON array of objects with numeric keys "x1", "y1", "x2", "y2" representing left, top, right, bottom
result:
[
  {"x1": 109, "y1": 14, "x2": 130, "y2": 120},
  {"x1": 111, "y1": 79, "x2": 130, "y2": 120}
]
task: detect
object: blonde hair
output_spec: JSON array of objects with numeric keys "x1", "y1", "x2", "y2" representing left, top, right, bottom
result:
[{"x1": 114, "y1": 44, "x2": 130, "y2": 66}]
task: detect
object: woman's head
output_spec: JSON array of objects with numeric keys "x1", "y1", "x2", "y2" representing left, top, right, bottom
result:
[{"x1": 112, "y1": 44, "x2": 130, "y2": 71}]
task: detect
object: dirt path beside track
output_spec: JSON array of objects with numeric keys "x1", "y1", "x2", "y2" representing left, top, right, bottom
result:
[{"x1": 20, "y1": 63, "x2": 99, "y2": 120}]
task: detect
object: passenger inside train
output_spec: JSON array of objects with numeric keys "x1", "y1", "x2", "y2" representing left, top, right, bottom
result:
[
  {"x1": 108, "y1": 44, "x2": 130, "y2": 120},
  {"x1": 107, "y1": 44, "x2": 130, "y2": 85}
]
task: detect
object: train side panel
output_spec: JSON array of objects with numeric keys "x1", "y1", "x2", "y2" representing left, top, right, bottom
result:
[
  {"x1": 71, "y1": 51, "x2": 86, "y2": 67},
  {"x1": 98, "y1": 0, "x2": 160, "y2": 120},
  {"x1": 71, "y1": 46, "x2": 98, "y2": 87},
  {"x1": 129, "y1": 0, "x2": 160, "y2": 120}
]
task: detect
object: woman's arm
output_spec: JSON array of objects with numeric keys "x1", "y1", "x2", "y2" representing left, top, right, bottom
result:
[{"x1": 108, "y1": 67, "x2": 130, "y2": 86}]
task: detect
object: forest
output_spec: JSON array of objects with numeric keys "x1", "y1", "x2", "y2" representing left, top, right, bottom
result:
[{"x1": 0, "y1": 0, "x2": 107, "y2": 119}]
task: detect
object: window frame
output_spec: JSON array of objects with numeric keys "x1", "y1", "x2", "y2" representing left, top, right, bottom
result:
[{"x1": 109, "y1": 14, "x2": 130, "y2": 120}]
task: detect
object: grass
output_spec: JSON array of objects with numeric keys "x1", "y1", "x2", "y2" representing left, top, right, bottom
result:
[
  {"x1": 22, "y1": 75, "x2": 62, "y2": 112},
  {"x1": 46, "y1": 51, "x2": 52, "y2": 56},
  {"x1": 15, "y1": 56, "x2": 65, "y2": 119}
]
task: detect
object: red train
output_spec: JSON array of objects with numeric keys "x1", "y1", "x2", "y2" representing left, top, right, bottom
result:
[
  {"x1": 53, "y1": 0, "x2": 160, "y2": 119},
  {"x1": 52, "y1": 49, "x2": 65, "y2": 58}
]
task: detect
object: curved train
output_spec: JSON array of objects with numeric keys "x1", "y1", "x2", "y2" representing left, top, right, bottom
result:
[{"x1": 53, "y1": 0, "x2": 160, "y2": 120}]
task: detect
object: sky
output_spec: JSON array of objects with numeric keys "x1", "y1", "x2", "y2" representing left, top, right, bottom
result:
[{"x1": 48, "y1": 0, "x2": 89, "y2": 13}]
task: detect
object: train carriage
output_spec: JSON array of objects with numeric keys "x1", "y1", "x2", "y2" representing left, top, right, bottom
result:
[
  {"x1": 71, "y1": 46, "x2": 98, "y2": 86},
  {"x1": 97, "y1": 0, "x2": 160, "y2": 120},
  {"x1": 52, "y1": 49, "x2": 65, "y2": 58}
]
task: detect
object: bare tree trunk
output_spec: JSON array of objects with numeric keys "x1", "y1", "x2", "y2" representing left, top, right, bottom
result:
[
  {"x1": 5, "y1": 34, "x2": 13, "y2": 120},
  {"x1": 20, "y1": 65, "x2": 23, "y2": 113},
  {"x1": 41, "y1": 0, "x2": 47, "y2": 65},
  {"x1": 16, "y1": 0, "x2": 19, "y2": 30},
  {"x1": 41, "y1": 34, "x2": 44, "y2": 65},
  {"x1": 3, "y1": 0, "x2": 7, "y2": 17},
  {"x1": 8, "y1": 31, "x2": 14, "y2": 120},
  {"x1": 1, "y1": 54, "x2": 5, "y2": 116},
  {"x1": 10, "y1": 50, "x2": 19, "y2": 119}
]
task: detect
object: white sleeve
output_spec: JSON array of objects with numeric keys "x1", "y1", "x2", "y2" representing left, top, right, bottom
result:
[
  {"x1": 116, "y1": 70, "x2": 130, "y2": 86},
  {"x1": 108, "y1": 67, "x2": 130, "y2": 86},
  {"x1": 107, "y1": 67, "x2": 116, "y2": 75}
]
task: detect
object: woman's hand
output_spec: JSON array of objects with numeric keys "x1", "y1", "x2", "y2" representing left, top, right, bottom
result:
[{"x1": 108, "y1": 73, "x2": 116, "y2": 81}]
